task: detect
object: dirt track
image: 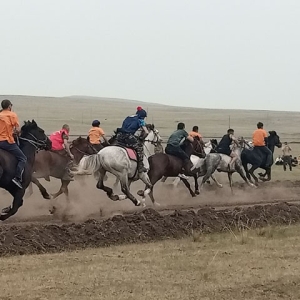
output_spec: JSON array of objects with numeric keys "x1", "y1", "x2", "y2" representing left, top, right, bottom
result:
[
  {"x1": 1, "y1": 177, "x2": 300, "y2": 256},
  {"x1": 1, "y1": 202, "x2": 300, "y2": 256}
]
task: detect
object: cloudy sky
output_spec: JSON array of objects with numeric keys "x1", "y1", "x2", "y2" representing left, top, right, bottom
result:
[{"x1": 1, "y1": 0, "x2": 299, "y2": 111}]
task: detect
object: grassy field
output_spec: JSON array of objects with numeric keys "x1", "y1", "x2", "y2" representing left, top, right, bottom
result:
[
  {"x1": 0, "y1": 225, "x2": 300, "y2": 300},
  {"x1": 2, "y1": 95, "x2": 300, "y2": 142}
]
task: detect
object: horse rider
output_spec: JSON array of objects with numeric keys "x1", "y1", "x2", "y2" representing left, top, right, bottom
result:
[
  {"x1": 0, "y1": 99, "x2": 27, "y2": 188},
  {"x1": 116, "y1": 108, "x2": 149, "y2": 175},
  {"x1": 215, "y1": 128, "x2": 239, "y2": 171},
  {"x1": 252, "y1": 122, "x2": 272, "y2": 168},
  {"x1": 88, "y1": 120, "x2": 109, "y2": 151},
  {"x1": 165, "y1": 122, "x2": 194, "y2": 179},
  {"x1": 49, "y1": 124, "x2": 74, "y2": 181},
  {"x1": 189, "y1": 126, "x2": 205, "y2": 146}
]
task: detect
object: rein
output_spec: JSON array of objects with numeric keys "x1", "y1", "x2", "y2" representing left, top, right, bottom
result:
[{"x1": 19, "y1": 133, "x2": 48, "y2": 150}]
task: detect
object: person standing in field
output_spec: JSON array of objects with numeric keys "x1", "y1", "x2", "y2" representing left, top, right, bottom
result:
[
  {"x1": 282, "y1": 142, "x2": 292, "y2": 171},
  {"x1": 88, "y1": 120, "x2": 109, "y2": 152}
]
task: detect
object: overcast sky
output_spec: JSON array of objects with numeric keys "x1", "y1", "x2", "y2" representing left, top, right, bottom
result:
[{"x1": 1, "y1": 0, "x2": 299, "y2": 111}]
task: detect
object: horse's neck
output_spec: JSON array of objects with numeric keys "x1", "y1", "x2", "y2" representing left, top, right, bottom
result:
[
  {"x1": 71, "y1": 147, "x2": 85, "y2": 164},
  {"x1": 143, "y1": 140, "x2": 155, "y2": 157},
  {"x1": 19, "y1": 141, "x2": 36, "y2": 166},
  {"x1": 233, "y1": 147, "x2": 242, "y2": 157},
  {"x1": 204, "y1": 144, "x2": 212, "y2": 154},
  {"x1": 267, "y1": 137, "x2": 275, "y2": 153}
]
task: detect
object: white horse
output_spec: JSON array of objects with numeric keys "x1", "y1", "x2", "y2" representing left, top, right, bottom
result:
[
  {"x1": 73, "y1": 126, "x2": 162, "y2": 206},
  {"x1": 200, "y1": 138, "x2": 256, "y2": 193}
]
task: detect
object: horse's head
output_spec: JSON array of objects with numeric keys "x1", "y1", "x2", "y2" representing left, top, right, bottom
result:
[
  {"x1": 144, "y1": 124, "x2": 163, "y2": 146},
  {"x1": 70, "y1": 136, "x2": 98, "y2": 163},
  {"x1": 268, "y1": 131, "x2": 282, "y2": 149},
  {"x1": 20, "y1": 120, "x2": 52, "y2": 150},
  {"x1": 210, "y1": 139, "x2": 218, "y2": 151},
  {"x1": 182, "y1": 137, "x2": 205, "y2": 158}
]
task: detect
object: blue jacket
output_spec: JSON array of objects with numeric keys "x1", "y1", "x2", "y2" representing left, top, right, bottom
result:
[{"x1": 119, "y1": 115, "x2": 145, "y2": 134}]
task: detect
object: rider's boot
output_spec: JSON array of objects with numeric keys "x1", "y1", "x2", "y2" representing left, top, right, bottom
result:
[{"x1": 137, "y1": 149, "x2": 147, "y2": 174}]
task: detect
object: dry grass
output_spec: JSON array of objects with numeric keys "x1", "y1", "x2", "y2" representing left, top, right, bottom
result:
[
  {"x1": 2, "y1": 95, "x2": 300, "y2": 142},
  {"x1": 1, "y1": 225, "x2": 300, "y2": 300}
]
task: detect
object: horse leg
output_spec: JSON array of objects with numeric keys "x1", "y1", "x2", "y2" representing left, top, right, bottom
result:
[
  {"x1": 119, "y1": 175, "x2": 141, "y2": 206},
  {"x1": 0, "y1": 189, "x2": 25, "y2": 221},
  {"x1": 51, "y1": 180, "x2": 70, "y2": 199},
  {"x1": 180, "y1": 177, "x2": 196, "y2": 197},
  {"x1": 138, "y1": 169, "x2": 163, "y2": 206},
  {"x1": 137, "y1": 172, "x2": 153, "y2": 206},
  {"x1": 113, "y1": 177, "x2": 119, "y2": 189},
  {"x1": 172, "y1": 177, "x2": 181, "y2": 187},
  {"x1": 249, "y1": 166, "x2": 259, "y2": 185},
  {"x1": 193, "y1": 174, "x2": 200, "y2": 195},
  {"x1": 96, "y1": 169, "x2": 119, "y2": 201},
  {"x1": 227, "y1": 172, "x2": 234, "y2": 195},
  {"x1": 160, "y1": 176, "x2": 167, "y2": 183},
  {"x1": 236, "y1": 165, "x2": 256, "y2": 188},
  {"x1": 25, "y1": 181, "x2": 34, "y2": 198},
  {"x1": 31, "y1": 176, "x2": 51, "y2": 199},
  {"x1": 210, "y1": 174, "x2": 223, "y2": 188}
]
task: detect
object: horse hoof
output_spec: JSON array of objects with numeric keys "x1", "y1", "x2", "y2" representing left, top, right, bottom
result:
[
  {"x1": 136, "y1": 200, "x2": 141, "y2": 206},
  {"x1": 1, "y1": 206, "x2": 11, "y2": 215},
  {"x1": 195, "y1": 190, "x2": 200, "y2": 195},
  {"x1": 154, "y1": 202, "x2": 161, "y2": 207},
  {"x1": 137, "y1": 190, "x2": 144, "y2": 197},
  {"x1": 118, "y1": 195, "x2": 127, "y2": 200},
  {"x1": 49, "y1": 206, "x2": 56, "y2": 215},
  {"x1": 110, "y1": 195, "x2": 119, "y2": 201},
  {"x1": 43, "y1": 194, "x2": 52, "y2": 200}
]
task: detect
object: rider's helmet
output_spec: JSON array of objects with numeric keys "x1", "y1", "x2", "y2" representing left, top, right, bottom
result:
[
  {"x1": 136, "y1": 109, "x2": 147, "y2": 119},
  {"x1": 92, "y1": 120, "x2": 100, "y2": 126}
]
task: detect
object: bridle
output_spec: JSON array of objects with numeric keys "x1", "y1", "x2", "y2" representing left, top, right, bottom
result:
[
  {"x1": 19, "y1": 132, "x2": 49, "y2": 151},
  {"x1": 70, "y1": 140, "x2": 98, "y2": 156}
]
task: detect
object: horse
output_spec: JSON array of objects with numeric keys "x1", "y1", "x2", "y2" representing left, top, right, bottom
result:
[
  {"x1": 137, "y1": 138, "x2": 207, "y2": 205},
  {"x1": 160, "y1": 138, "x2": 219, "y2": 186},
  {"x1": 241, "y1": 131, "x2": 282, "y2": 184},
  {"x1": 0, "y1": 120, "x2": 51, "y2": 221},
  {"x1": 73, "y1": 125, "x2": 163, "y2": 206},
  {"x1": 199, "y1": 139, "x2": 257, "y2": 194},
  {"x1": 27, "y1": 136, "x2": 98, "y2": 201}
]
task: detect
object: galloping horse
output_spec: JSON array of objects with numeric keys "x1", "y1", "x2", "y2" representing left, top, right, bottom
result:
[
  {"x1": 241, "y1": 131, "x2": 282, "y2": 184},
  {"x1": 0, "y1": 120, "x2": 51, "y2": 221},
  {"x1": 161, "y1": 138, "x2": 219, "y2": 186},
  {"x1": 27, "y1": 136, "x2": 97, "y2": 200},
  {"x1": 73, "y1": 125, "x2": 162, "y2": 206},
  {"x1": 200, "y1": 139, "x2": 256, "y2": 194},
  {"x1": 138, "y1": 138, "x2": 206, "y2": 205}
]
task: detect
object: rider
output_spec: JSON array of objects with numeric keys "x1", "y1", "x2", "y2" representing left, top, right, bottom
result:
[
  {"x1": 49, "y1": 124, "x2": 74, "y2": 181},
  {"x1": 189, "y1": 126, "x2": 204, "y2": 146},
  {"x1": 88, "y1": 120, "x2": 109, "y2": 151},
  {"x1": 215, "y1": 128, "x2": 239, "y2": 171},
  {"x1": 165, "y1": 122, "x2": 194, "y2": 178},
  {"x1": 252, "y1": 122, "x2": 272, "y2": 168},
  {"x1": 0, "y1": 99, "x2": 27, "y2": 189},
  {"x1": 116, "y1": 108, "x2": 149, "y2": 174}
]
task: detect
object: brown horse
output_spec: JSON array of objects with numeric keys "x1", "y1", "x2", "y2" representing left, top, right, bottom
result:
[
  {"x1": 27, "y1": 136, "x2": 97, "y2": 200},
  {"x1": 137, "y1": 138, "x2": 205, "y2": 205}
]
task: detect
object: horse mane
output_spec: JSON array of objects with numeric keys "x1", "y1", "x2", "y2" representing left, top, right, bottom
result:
[{"x1": 21, "y1": 120, "x2": 38, "y2": 131}]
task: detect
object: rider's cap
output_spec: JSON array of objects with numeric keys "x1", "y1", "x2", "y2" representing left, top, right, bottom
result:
[{"x1": 92, "y1": 120, "x2": 101, "y2": 126}]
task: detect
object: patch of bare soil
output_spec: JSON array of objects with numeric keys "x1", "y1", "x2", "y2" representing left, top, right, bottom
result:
[{"x1": 1, "y1": 202, "x2": 300, "y2": 256}]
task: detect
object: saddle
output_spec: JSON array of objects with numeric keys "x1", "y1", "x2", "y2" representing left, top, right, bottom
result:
[{"x1": 115, "y1": 145, "x2": 137, "y2": 161}]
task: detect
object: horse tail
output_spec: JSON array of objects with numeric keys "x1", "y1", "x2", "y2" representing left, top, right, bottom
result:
[{"x1": 75, "y1": 154, "x2": 102, "y2": 176}]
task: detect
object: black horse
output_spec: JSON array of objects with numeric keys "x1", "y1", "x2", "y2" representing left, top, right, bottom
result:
[
  {"x1": 241, "y1": 131, "x2": 282, "y2": 184},
  {"x1": 0, "y1": 120, "x2": 51, "y2": 221}
]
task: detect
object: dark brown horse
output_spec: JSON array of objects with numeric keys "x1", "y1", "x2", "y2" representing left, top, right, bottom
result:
[
  {"x1": 27, "y1": 136, "x2": 97, "y2": 201},
  {"x1": 0, "y1": 120, "x2": 51, "y2": 221},
  {"x1": 137, "y1": 138, "x2": 205, "y2": 205}
]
